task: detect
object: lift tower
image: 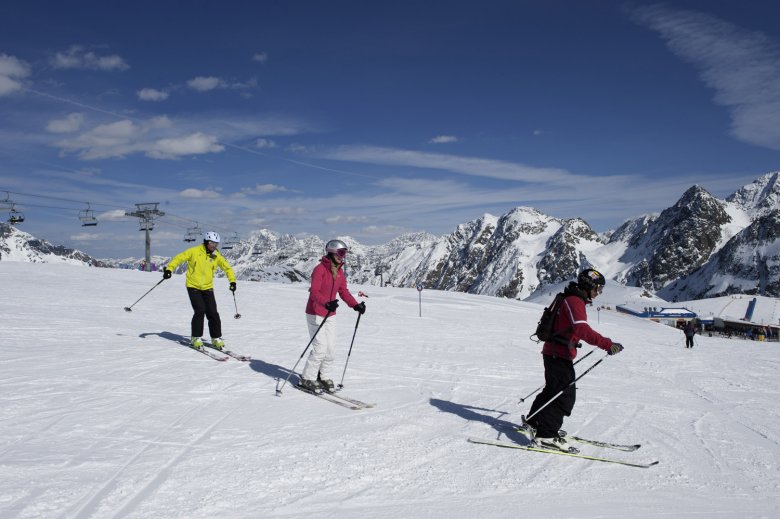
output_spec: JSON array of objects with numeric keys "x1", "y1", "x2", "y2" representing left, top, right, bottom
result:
[{"x1": 125, "y1": 203, "x2": 165, "y2": 272}]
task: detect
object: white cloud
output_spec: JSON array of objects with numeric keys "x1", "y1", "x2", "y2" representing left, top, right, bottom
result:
[
  {"x1": 98, "y1": 209, "x2": 127, "y2": 221},
  {"x1": 46, "y1": 113, "x2": 85, "y2": 133},
  {"x1": 52, "y1": 117, "x2": 224, "y2": 160},
  {"x1": 51, "y1": 45, "x2": 129, "y2": 71},
  {"x1": 255, "y1": 138, "x2": 277, "y2": 149},
  {"x1": 186, "y1": 75, "x2": 257, "y2": 92},
  {"x1": 324, "y1": 215, "x2": 370, "y2": 225},
  {"x1": 187, "y1": 76, "x2": 225, "y2": 92},
  {"x1": 0, "y1": 53, "x2": 31, "y2": 95},
  {"x1": 321, "y1": 145, "x2": 575, "y2": 183},
  {"x1": 361, "y1": 224, "x2": 408, "y2": 235},
  {"x1": 137, "y1": 88, "x2": 169, "y2": 101},
  {"x1": 252, "y1": 52, "x2": 269, "y2": 63},
  {"x1": 429, "y1": 135, "x2": 458, "y2": 144},
  {"x1": 147, "y1": 132, "x2": 225, "y2": 159},
  {"x1": 179, "y1": 188, "x2": 221, "y2": 199},
  {"x1": 70, "y1": 232, "x2": 100, "y2": 241},
  {"x1": 257, "y1": 206, "x2": 306, "y2": 215},
  {"x1": 241, "y1": 183, "x2": 287, "y2": 195},
  {"x1": 630, "y1": 4, "x2": 780, "y2": 150},
  {"x1": 286, "y1": 143, "x2": 315, "y2": 154}
]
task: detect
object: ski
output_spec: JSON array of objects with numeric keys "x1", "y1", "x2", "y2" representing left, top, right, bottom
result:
[
  {"x1": 294, "y1": 384, "x2": 365, "y2": 410},
  {"x1": 566, "y1": 435, "x2": 641, "y2": 452},
  {"x1": 191, "y1": 345, "x2": 228, "y2": 361},
  {"x1": 179, "y1": 340, "x2": 228, "y2": 361},
  {"x1": 467, "y1": 437, "x2": 658, "y2": 469},
  {"x1": 330, "y1": 390, "x2": 375, "y2": 408},
  {"x1": 512, "y1": 427, "x2": 640, "y2": 452},
  {"x1": 204, "y1": 344, "x2": 251, "y2": 361},
  {"x1": 512, "y1": 423, "x2": 641, "y2": 452}
]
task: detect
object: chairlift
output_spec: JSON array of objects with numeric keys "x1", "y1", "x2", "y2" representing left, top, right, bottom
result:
[
  {"x1": 252, "y1": 245, "x2": 262, "y2": 256},
  {"x1": 221, "y1": 232, "x2": 239, "y2": 250},
  {"x1": 78, "y1": 204, "x2": 98, "y2": 227},
  {"x1": 184, "y1": 223, "x2": 202, "y2": 242},
  {"x1": 139, "y1": 220, "x2": 154, "y2": 231},
  {"x1": 8, "y1": 205, "x2": 24, "y2": 224}
]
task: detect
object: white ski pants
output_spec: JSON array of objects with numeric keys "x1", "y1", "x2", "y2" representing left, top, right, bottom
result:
[{"x1": 301, "y1": 313, "x2": 337, "y2": 382}]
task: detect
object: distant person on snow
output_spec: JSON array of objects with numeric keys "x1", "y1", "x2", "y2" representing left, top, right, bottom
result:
[
  {"x1": 162, "y1": 231, "x2": 236, "y2": 351},
  {"x1": 684, "y1": 320, "x2": 696, "y2": 348},
  {"x1": 523, "y1": 268, "x2": 624, "y2": 452},
  {"x1": 299, "y1": 239, "x2": 366, "y2": 393}
]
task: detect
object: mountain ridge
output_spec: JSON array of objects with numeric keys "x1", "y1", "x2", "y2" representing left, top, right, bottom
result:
[{"x1": 2, "y1": 171, "x2": 779, "y2": 301}]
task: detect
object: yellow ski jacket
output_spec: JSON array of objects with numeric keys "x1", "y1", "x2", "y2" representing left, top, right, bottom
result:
[{"x1": 165, "y1": 244, "x2": 236, "y2": 290}]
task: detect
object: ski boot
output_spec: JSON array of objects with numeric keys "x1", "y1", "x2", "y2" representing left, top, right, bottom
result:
[{"x1": 535, "y1": 434, "x2": 578, "y2": 454}]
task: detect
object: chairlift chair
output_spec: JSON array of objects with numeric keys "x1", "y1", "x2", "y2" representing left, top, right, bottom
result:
[
  {"x1": 8, "y1": 206, "x2": 24, "y2": 224},
  {"x1": 184, "y1": 223, "x2": 202, "y2": 242},
  {"x1": 221, "y1": 232, "x2": 239, "y2": 250},
  {"x1": 78, "y1": 204, "x2": 98, "y2": 226}
]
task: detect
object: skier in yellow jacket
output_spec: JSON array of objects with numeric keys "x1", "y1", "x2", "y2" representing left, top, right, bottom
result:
[{"x1": 162, "y1": 231, "x2": 236, "y2": 350}]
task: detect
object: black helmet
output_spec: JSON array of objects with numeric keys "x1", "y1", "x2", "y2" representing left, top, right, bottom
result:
[{"x1": 577, "y1": 268, "x2": 606, "y2": 292}]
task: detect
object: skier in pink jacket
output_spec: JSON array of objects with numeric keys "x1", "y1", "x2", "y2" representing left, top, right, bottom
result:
[{"x1": 299, "y1": 239, "x2": 366, "y2": 393}]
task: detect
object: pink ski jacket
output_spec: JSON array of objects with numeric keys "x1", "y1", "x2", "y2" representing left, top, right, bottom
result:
[{"x1": 305, "y1": 255, "x2": 359, "y2": 317}]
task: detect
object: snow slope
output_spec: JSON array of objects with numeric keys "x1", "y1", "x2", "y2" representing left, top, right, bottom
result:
[{"x1": 1, "y1": 262, "x2": 779, "y2": 518}]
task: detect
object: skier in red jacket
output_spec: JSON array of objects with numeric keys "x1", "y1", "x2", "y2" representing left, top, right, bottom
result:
[
  {"x1": 299, "y1": 239, "x2": 366, "y2": 393},
  {"x1": 524, "y1": 268, "x2": 624, "y2": 452}
]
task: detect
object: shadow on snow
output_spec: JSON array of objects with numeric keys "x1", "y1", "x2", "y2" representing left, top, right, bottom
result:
[
  {"x1": 429, "y1": 398, "x2": 531, "y2": 445},
  {"x1": 138, "y1": 331, "x2": 291, "y2": 381}
]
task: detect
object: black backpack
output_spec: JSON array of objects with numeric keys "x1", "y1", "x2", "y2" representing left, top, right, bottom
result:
[{"x1": 530, "y1": 292, "x2": 570, "y2": 344}]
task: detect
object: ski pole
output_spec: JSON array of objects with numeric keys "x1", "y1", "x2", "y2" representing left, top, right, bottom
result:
[
  {"x1": 124, "y1": 279, "x2": 165, "y2": 312},
  {"x1": 232, "y1": 291, "x2": 241, "y2": 319},
  {"x1": 275, "y1": 312, "x2": 331, "y2": 395},
  {"x1": 337, "y1": 312, "x2": 362, "y2": 390},
  {"x1": 518, "y1": 349, "x2": 594, "y2": 403},
  {"x1": 523, "y1": 352, "x2": 610, "y2": 424}
]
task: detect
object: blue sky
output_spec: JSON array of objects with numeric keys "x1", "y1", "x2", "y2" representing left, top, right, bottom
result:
[{"x1": 1, "y1": 1, "x2": 779, "y2": 259}]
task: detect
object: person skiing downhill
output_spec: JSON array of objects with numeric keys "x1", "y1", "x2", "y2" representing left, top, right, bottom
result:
[
  {"x1": 162, "y1": 231, "x2": 237, "y2": 351},
  {"x1": 523, "y1": 268, "x2": 624, "y2": 452},
  {"x1": 299, "y1": 239, "x2": 366, "y2": 393}
]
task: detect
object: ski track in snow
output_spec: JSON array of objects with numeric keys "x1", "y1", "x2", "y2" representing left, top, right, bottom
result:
[{"x1": 1, "y1": 261, "x2": 780, "y2": 518}]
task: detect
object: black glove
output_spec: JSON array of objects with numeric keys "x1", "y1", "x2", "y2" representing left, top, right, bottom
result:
[
  {"x1": 354, "y1": 302, "x2": 366, "y2": 314},
  {"x1": 229, "y1": 282, "x2": 237, "y2": 292},
  {"x1": 608, "y1": 342, "x2": 624, "y2": 355},
  {"x1": 163, "y1": 269, "x2": 172, "y2": 279},
  {"x1": 324, "y1": 300, "x2": 339, "y2": 312}
]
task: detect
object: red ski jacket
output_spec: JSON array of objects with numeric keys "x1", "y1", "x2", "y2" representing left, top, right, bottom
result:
[{"x1": 542, "y1": 291, "x2": 613, "y2": 360}]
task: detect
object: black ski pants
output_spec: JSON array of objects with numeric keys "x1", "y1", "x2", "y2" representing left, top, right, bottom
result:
[
  {"x1": 527, "y1": 354, "x2": 576, "y2": 438},
  {"x1": 187, "y1": 287, "x2": 222, "y2": 339},
  {"x1": 685, "y1": 335, "x2": 694, "y2": 348}
]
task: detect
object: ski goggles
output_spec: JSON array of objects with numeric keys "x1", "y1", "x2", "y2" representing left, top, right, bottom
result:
[{"x1": 333, "y1": 248, "x2": 348, "y2": 258}]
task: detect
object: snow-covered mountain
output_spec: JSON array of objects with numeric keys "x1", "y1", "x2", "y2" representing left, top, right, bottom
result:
[
  {"x1": 3, "y1": 172, "x2": 780, "y2": 301},
  {"x1": 0, "y1": 223, "x2": 108, "y2": 267}
]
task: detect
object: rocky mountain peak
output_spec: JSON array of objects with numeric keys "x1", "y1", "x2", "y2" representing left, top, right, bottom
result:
[{"x1": 726, "y1": 171, "x2": 780, "y2": 215}]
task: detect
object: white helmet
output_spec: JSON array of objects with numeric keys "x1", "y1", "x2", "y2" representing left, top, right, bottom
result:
[
  {"x1": 325, "y1": 239, "x2": 348, "y2": 257},
  {"x1": 203, "y1": 231, "x2": 221, "y2": 243}
]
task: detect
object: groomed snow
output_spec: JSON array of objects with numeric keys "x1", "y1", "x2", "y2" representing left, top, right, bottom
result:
[{"x1": 1, "y1": 261, "x2": 779, "y2": 518}]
